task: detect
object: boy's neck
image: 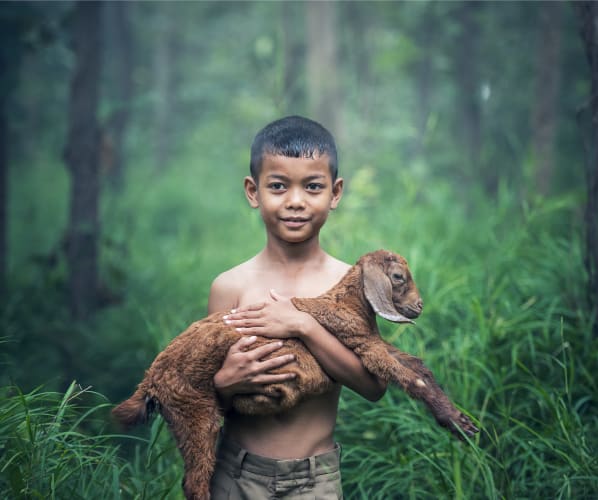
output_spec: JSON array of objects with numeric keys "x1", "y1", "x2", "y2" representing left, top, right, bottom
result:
[{"x1": 261, "y1": 236, "x2": 327, "y2": 269}]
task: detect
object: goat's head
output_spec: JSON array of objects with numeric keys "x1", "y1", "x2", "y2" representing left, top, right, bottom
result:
[{"x1": 360, "y1": 250, "x2": 423, "y2": 323}]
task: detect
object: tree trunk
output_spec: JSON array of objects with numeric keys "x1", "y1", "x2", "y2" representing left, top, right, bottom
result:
[
  {"x1": 306, "y1": 2, "x2": 340, "y2": 135},
  {"x1": 281, "y1": 2, "x2": 305, "y2": 112},
  {"x1": 0, "y1": 93, "x2": 6, "y2": 297},
  {"x1": 0, "y1": 6, "x2": 28, "y2": 296},
  {"x1": 453, "y1": 3, "x2": 485, "y2": 192},
  {"x1": 344, "y1": 3, "x2": 372, "y2": 121},
  {"x1": 104, "y1": 0, "x2": 133, "y2": 190},
  {"x1": 63, "y1": 1, "x2": 102, "y2": 319},
  {"x1": 412, "y1": 3, "x2": 438, "y2": 161},
  {"x1": 153, "y1": 4, "x2": 177, "y2": 168},
  {"x1": 531, "y1": 2, "x2": 562, "y2": 197},
  {"x1": 575, "y1": 2, "x2": 598, "y2": 336}
]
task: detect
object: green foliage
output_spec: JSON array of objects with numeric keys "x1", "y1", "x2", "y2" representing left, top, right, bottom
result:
[
  {"x1": 4, "y1": 148, "x2": 597, "y2": 497},
  {"x1": 2, "y1": 1, "x2": 596, "y2": 498},
  {"x1": 0, "y1": 382, "x2": 183, "y2": 499}
]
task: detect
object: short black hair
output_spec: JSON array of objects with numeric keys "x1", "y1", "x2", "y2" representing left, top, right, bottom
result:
[{"x1": 250, "y1": 116, "x2": 338, "y2": 182}]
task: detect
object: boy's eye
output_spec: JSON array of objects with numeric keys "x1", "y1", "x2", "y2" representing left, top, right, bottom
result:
[
  {"x1": 268, "y1": 182, "x2": 286, "y2": 191},
  {"x1": 306, "y1": 183, "x2": 325, "y2": 191}
]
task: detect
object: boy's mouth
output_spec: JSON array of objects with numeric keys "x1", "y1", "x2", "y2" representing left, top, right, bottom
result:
[{"x1": 281, "y1": 217, "x2": 310, "y2": 228}]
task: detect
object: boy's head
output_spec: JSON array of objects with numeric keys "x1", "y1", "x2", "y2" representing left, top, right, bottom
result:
[{"x1": 250, "y1": 116, "x2": 338, "y2": 183}]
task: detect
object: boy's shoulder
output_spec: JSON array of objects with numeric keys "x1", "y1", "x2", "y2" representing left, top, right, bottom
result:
[
  {"x1": 208, "y1": 256, "x2": 261, "y2": 313},
  {"x1": 210, "y1": 256, "x2": 257, "y2": 294}
]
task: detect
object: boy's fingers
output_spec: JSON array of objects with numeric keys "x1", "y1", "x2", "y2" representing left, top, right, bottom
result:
[
  {"x1": 224, "y1": 311, "x2": 263, "y2": 324},
  {"x1": 259, "y1": 354, "x2": 295, "y2": 372},
  {"x1": 253, "y1": 372, "x2": 296, "y2": 384},
  {"x1": 246, "y1": 341, "x2": 284, "y2": 360},
  {"x1": 234, "y1": 326, "x2": 264, "y2": 335},
  {"x1": 232, "y1": 335, "x2": 257, "y2": 351}
]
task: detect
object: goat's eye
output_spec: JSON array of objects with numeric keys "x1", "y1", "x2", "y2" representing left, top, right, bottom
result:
[{"x1": 392, "y1": 273, "x2": 404, "y2": 282}]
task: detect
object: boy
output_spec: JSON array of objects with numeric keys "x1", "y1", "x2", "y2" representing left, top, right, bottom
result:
[{"x1": 208, "y1": 116, "x2": 386, "y2": 499}]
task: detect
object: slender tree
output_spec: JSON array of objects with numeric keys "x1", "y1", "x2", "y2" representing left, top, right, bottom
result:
[
  {"x1": 63, "y1": 1, "x2": 102, "y2": 319},
  {"x1": 104, "y1": 1, "x2": 133, "y2": 190},
  {"x1": 0, "y1": 64, "x2": 7, "y2": 297},
  {"x1": 452, "y1": 2, "x2": 484, "y2": 192},
  {"x1": 281, "y1": 2, "x2": 305, "y2": 112},
  {"x1": 0, "y1": 4, "x2": 33, "y2": 295},
  {"x1": 575, "y1": 2, "x2": 598, "y2": 335},
  {"x1": 531, "y1": 2, "x2": 563, "y2": 196},
  {"x1": 306, "y1": 2, "x2": 340, "y2": 136},
  {"x1": 153, "y1": 3, "x2": 177, "y2": 168}
]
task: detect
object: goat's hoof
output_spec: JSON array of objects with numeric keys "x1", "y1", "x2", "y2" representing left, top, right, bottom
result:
[{"x1": 453, "y1": 413, "x2": 479, "y2": 440}]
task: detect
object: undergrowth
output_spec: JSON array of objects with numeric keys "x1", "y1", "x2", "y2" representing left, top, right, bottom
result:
[{"x1": 2, "y1": 155, "x2": 596, "y2": 498}]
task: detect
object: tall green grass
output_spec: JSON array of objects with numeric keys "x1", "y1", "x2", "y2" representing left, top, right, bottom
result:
[
  {"x1": 0, "y1": 382, "x2": 183, "y2": 499},
  {"x1": 3, "y1": 148, "x2": 597, "y2": 498}
]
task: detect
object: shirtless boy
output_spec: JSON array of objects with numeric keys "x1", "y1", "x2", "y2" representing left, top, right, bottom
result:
[{"x1": 208, "y1": 116, "x2": 386, "y2": 498}]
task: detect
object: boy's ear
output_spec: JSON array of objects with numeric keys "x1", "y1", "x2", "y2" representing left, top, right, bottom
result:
[
  {"x1": 244, "y1": 176, "x2": 260, "y2": 208},
  {"x1": 330, "y1": 178, "x2": 344, "y2": 209}
]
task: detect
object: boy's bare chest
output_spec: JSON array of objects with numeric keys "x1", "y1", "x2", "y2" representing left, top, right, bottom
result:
[{"x1": 237, "y1": 271, "x2": 337, "y2": 307}]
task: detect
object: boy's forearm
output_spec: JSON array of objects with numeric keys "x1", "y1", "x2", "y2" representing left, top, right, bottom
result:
[
  {"x1": 297, "y1": 313, "x2": 387, "y2": 401},
  {"x1": 213, "y1": 369, "x2": 235, "y2": 410}
]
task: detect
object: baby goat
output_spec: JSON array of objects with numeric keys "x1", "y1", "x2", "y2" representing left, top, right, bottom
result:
[{"x1": 113, "y1": 250, "x2": 478, "y2": 499}]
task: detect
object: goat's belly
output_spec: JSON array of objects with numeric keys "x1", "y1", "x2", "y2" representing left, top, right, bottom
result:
[{"x1": 231, "y1": 338, "x2": 333, "y2": 415}]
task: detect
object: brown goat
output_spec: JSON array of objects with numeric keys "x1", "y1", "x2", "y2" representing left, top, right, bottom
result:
[{"x1": 113, "y1": 250, "x2": 478, "y2": 499}]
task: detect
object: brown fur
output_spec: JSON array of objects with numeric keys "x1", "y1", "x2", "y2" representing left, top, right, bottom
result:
[{"x1": 113, "y1": 250, "x2": 478, "y2": 499}]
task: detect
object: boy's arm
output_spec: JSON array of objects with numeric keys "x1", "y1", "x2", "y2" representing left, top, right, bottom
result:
[
  {"x1": 223, "y1": 291, "x2": 387, "y2": 401},
  {"x1": 208, "y1": 275, "x2": 297, "y2": 409}
]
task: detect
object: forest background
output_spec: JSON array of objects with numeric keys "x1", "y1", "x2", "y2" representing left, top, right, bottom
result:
[{"x1": 1, "y1": 1, "x2": 597, "y2": 499}]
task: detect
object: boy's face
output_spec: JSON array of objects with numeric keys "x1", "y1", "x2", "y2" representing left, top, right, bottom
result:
[{"x1": 244, "y1": 154, "x2": 343, "y2": 245}]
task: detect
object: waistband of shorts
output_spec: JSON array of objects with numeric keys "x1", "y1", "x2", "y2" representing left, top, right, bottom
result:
[{"x1": 217, "y1": 434, "x2": 341, "y2": 478}]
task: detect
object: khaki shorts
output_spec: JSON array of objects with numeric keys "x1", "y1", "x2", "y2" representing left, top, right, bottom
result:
[{"x1": 210, "y1": 435, "x2": 343, "y2": 499}]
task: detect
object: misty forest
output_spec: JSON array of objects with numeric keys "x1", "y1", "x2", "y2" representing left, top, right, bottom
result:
[{"x1": 1, "y1": 1, "x2": 597, "y2": 498}]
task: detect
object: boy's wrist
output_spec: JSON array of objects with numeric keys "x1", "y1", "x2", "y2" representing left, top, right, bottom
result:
[
  {"x1": 295, "y1": 312, "x2": 319, "y2": 341},
  {"x1": 213, "y1": 371, "x2": 234, "y2": 409}
]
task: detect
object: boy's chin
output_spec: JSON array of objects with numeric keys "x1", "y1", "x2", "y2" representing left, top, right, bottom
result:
[{"x1": 274, "y1": 230, "x2": 317, "y2": 245}]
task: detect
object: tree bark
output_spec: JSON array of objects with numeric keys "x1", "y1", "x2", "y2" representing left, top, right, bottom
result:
[
  {"x1": 63, "y1": 1, "x2": 102, "y2": 319},
  {"x1": 575, "y1": 2, "x2": 598, "y2": 335},
  {"x1": 153, "y1": 3, "x2": 177, "y2": 168},
  {"x1": 531, "y1": 2, "x2": 562, "y2": 196},
  {"x1": 306, "y1": 2, "x2": 340, "y2": 135},
  {"x1": 0, "y1": 92, "x2": 6, "y2": 297},
  {"x1": 0, "y1": 6, "x2": 27, "y2": 296},
  {"x1": 281, "y1": 2, "x2": 305, "y2": 111},
  {"x1": 453, "y1": 3, "x2": 485, "y2": 192},
  {"x1": 104, "y1": 0, "x2": 133, "y2": 190}
]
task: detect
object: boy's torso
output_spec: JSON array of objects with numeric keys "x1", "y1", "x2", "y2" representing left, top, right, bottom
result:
[{"x1": 221, "y1": 250, "x2": 349, "y2": 458}]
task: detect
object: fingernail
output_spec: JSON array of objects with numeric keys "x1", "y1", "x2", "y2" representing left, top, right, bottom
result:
[
  {"x1": 248, "y1": 335, "x2": 256, "y2": 341},
  {"x1": 230, "y1": 308, "x2": 237, "y2": 314},
  {"x1": 223, "y1": 314, "x2": 229, "y2": 320}
]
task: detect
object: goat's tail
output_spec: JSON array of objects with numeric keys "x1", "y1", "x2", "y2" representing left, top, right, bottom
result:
[{"x1": 112, "y1": 387, "x2": 154, "y2": 428}]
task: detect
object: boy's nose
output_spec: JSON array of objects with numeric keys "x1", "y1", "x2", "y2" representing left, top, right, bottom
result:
[{"x1": 286, "y1": 189, "x2": 305, "y2": 209}]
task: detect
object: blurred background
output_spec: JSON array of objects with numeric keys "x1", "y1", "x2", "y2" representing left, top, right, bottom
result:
[{"x1": 1, "y1": 1, "x2": 597, "y2": 498}]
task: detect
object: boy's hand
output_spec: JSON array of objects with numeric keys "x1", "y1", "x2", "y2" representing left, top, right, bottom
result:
[
  {"x1": 214, "y1": 335, "x2": 296, "y2": 406},
  {"x1": 223, "y1": 290, "x2": 314, "y2": 339}
]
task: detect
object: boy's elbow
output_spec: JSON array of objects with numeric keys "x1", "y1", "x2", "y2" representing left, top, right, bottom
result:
[{"x1": 364, "y1": 378, "x2": 387, "y2": 402}]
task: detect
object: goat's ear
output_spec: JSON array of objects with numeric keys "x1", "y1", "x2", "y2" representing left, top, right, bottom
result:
[{"x1": 363, "y1": 259, "x2": 414, "y2": 324}]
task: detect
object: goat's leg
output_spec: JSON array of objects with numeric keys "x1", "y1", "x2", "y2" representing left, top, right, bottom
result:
[
  {"x1": 162, "y1": 400, "x2": 222, "y2": 500},
  {"x1": 384, "y1": 344, "x2": 478, "y2": 438},
  {"x1": 357, "y1": 341, "x2": 478, "y2": 439}
]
